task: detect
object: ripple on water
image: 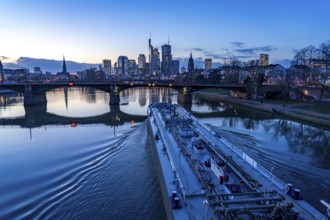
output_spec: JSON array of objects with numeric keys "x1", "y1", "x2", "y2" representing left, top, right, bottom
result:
[{"x1": 0, "y1": 123, "x2": 165, "y2": 220}]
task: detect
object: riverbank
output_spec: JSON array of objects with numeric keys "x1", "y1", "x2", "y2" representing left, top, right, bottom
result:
[
  {"x1": 195, "y1": 91, "x2": 330, "y2": 130},
  {"x1": 0, "y1": 89, "x2": 17, "y2": 94}
]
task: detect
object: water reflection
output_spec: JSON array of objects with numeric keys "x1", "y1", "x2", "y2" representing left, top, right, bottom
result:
[
  {"x1": 1, "y1": 87, "x2": 329, "y2": 215},
  {"x1": 0, "y1": 92, "x2": 25, "y2": 118},
  {"x1": 1, "y1": 88, "x2": 328, "y2": 170},
  {"x1": 0, "y1": 104, "x2": 146, "y2": 129},
  {"x1": 47, "y1": 88, "x2": 110, "y2": 117},
  {"x1": 120, "y1": 87, "x2": 177, "y2": 116},
  {"x1": 195, "y1": 98, "x2": 330, "y2": 170}
]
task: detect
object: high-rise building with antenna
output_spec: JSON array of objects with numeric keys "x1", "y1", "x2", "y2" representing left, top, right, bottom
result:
[{"x1": 148, "y1": 37, "x2": 160, "y2": 76}]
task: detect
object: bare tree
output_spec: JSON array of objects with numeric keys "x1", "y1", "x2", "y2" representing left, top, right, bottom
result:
[
  {"x1": 292, "y1": 45, "x2": 317, "y2": 86},
  {"x1": 278, "y1": 68, "x2": 296, "y2": 104},
  {"x1": 316, "y1": 41, "x2": 330, "y2": 99},
  {"x1": 222, "y1": 59, "x2": 242, "y2": 85},
  {"x1": 243, "y1": 64, "x2": 274, "y2": 100}
]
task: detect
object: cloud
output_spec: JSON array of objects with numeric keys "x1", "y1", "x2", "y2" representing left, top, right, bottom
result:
[
  {"x1": 231, "y1": 41, "x2": 245, "y2": 48},
  {"x1": 235, "y1": 46, "x2": 276, "y2": 55},
  {"x1": 183, "y1": 47, "x2": 208, "y2": 54},
  {"x1": 229, "y1": 55, "x2": 255, "y2": 59},
  {"x1": 204, "y1": 52, "x2": 226, "y2": 59},
  {"x1": 0, "y1": 56, "x2": 10, "y2": 60},
  {"x1": 192, "y1": 48, "x2": 204, "y2": 52}
]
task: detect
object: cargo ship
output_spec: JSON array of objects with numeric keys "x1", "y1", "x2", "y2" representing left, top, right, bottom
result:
[{"x1": 147, "y1": 102, "x2": 329, "y2": 220}]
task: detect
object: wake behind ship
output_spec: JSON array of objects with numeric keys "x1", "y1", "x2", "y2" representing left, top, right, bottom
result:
[{"x1": 147, "y1": 102, "x2": 329, "y2": 220}]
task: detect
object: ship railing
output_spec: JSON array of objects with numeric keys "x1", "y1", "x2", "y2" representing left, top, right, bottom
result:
[
  {"x1": 183, "y1": 107, "x2": 288, "y2": 193},
  {"x1": 220, "y1": 137, "x2": 288, "y2": 191},
  {"x1": 152, "y1": 108, "x2": 187, "y2": 200},
  {"x1": 320, "y1": 200, "x2": 330, "y2": 218},
  {"x1": 255, "y1": 164, "x2": 287, "y2": 191}
]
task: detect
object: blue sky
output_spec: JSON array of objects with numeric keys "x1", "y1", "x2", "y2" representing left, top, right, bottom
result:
[{"x1": 1, "y1": 0, "x2": 330, "y2": 69}]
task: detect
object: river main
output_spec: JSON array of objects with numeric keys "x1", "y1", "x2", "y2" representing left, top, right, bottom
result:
[{"x1": 0, "y1": 87, "x2": 329, "y2": 219}]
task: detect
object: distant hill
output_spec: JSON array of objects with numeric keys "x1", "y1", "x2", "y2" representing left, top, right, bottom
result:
[{"x1": 2, "y1": 57, "x2": 100, "y2": 73}]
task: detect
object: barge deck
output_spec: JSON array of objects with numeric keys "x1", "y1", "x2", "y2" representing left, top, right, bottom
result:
[{"x1": 147, "y1": 103, "x2": 329, "y2": 220}]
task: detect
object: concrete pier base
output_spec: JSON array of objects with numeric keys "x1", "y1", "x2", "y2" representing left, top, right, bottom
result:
[
  {"x1": 109, "y1": 94, "x2": 120, "y2": 105},
  {"x1": 178, "y1": 93, "x2": 192, "y2": 104},
  {"x1": 24, "y1": 93, "x2": 47, "y2": 106},
  {"x1": 110, "y1": 104, "x2": 120, "y2": 113}
]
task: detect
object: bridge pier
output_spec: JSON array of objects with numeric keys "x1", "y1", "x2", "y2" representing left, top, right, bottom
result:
[
  {"x1": 109, "y1": 84, "x2": 120, "y2": 105},
  {"x1": 110, "y1": 103, "x2": 120, "y2": 113},
  {"x1": 178, "y1": 92, "x2": 192, "y2": 104},
  {"x1": 24, "y1": 93, "x2": 47, "y2": 106},
  {"x1": 109, "y1": 94, "x2": 120, "y2": 105}
]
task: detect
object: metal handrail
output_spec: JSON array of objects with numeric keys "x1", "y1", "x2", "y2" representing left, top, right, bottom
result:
[
  {"x1": 151, "y1": 108, "x2": 187, "y2": 199},
  {"x1": 178, "y1": 106, "x2": 288, "y2": 192}
]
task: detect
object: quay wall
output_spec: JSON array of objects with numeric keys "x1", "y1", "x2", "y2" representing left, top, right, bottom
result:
[
  {"x1": 196, "y1": 91, "x2": 330, "y2": 130},
  {"x1": 147, "y1": 118, "x2": 175, "y2": 220}
]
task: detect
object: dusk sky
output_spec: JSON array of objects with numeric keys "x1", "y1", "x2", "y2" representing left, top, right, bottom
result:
[{"x1": 1, "y1": 0, "x2": 330, "y2": 70}]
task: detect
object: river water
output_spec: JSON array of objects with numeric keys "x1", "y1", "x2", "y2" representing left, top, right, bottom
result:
[{"x1": 0, "y1": 87, "x2": 329, "y2": 219}]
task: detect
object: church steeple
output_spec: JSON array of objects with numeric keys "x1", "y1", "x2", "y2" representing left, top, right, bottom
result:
[
  {"x1": 188, "y1": 52, "x2": 194, "y2": 73},
  {"x1": 62, "y1": 55, "x2": 67, "y2": 74}
]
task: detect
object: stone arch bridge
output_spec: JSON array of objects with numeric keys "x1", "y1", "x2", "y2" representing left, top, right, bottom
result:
[{"x1": 0, "y1": 82, "x2": 244, "y2": 105}]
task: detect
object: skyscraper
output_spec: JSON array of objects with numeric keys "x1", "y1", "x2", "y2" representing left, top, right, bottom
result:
[
  {"x1": 138, "y1": 54, "x2": 146, "y2": 69},
  {"x1": 103, "y1": 59, "x2": 112, "y2": 76},
  {"x1": 143, "y1": 62, "x2": 150, "y2": 76},
  {"x1": 149, "y1": 38, "x2": 153, "y2": 75},
  {"x1": 172, "y1": 60, "x2": 180, "y2": 75},
  {"x1": 148, "y1": 37, "x2": 160, "y2": 76},
  {"x1": 117, "y1": 56, "x2": 128, "y2": 75},
  {"x1": 114, "y1": 62, "x2": 118, "y2": 75},
  {"x1": 161, "y1": 44, "x2": 172, "y2": 75},
  {"x1": 152, "y1": 48, "x2": 160, "y2": 75},
  {"x1": 205, "y1": 58, "x2": 212, "y2": 71},
  {"x1": 34, "y1": 67, "x2": 42, "y2": 75},
  {"x1": 128, "y1": 59, "x2": 137, "y2": 75},
  {"x1": 188, "y1": 52, "x2": 194, "y2": 73},
  {"x1": 260, "y1": 54, "x2": 269, "y2": 66},
  {"x1": 138, "y1": 54, "x2": 146, "y2": 74},
  {"x1": 0, "y1": 60, "x2": 3, "y2": 82}
]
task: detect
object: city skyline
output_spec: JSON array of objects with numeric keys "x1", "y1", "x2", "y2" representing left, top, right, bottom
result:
[{"x1": 1, "y1": 0, "x2": 330, "y2": 70}]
